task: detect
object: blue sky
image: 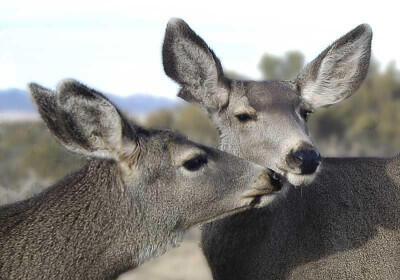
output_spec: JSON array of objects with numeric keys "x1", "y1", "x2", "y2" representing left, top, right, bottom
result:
[{"x1": 1, "y1": 0, "x2": 399, "y2": 98}]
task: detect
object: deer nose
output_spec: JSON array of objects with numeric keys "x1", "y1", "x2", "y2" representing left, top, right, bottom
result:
[{"x1": 287, "y1": 148, "x2": 321, "y2": 175}]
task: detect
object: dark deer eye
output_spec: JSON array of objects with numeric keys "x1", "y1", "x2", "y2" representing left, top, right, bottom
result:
[
  {"x1": 235, "y1": 113, "x2": 253, "y2": 122},
  {"x1": 183, "y1": 155, "x2": 208, "y2": 171},
  {"x1": 300, "y1": 109, "x2": 312, "y2": 121}
]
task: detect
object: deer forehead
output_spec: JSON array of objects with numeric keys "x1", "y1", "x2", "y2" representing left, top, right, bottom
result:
[
  {"x1": 228, "y1": 81, "x2": 301, "y2": 114},
  {"x1": 142, "y1": 131, "x2": 206, "y2": 164}
]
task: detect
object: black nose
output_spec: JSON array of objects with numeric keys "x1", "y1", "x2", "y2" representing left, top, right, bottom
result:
[{"x1": 287, "y1": 148, "x2": 321, "y2": 174}]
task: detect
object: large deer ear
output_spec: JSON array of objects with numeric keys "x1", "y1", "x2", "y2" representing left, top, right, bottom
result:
[
  {"x1": 29, "y1": 83, "x2": 70, "y2": 145},
  {"x1": 29, "y1": 80, "x2": 143, "y2": 160},
  {"x1": 296, "y1": 24, "x2": 372, "y2": 109},
  {"x1": 162, "y1": 18, "x2": 228, "y2": 111}
]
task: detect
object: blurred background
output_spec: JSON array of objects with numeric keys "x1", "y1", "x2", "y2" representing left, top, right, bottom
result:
[{"x1": 1, "y1": 1, "x2": 400, "y2": 279}]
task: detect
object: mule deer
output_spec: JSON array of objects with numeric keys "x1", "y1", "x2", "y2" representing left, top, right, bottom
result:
[
  {"x1": 163, "y1": 19, "x2": 400, "y2": 279},
  {"x1": 0, "y1": 79, "x2": 284, "y2": 280}
]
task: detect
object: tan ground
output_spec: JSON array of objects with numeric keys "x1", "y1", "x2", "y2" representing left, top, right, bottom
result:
[{"x1": 118, "y1": 227, "x2": 213, "y2": 280}]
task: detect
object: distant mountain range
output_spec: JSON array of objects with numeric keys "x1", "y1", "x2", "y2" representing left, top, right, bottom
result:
[{"x1": 0, "y1": 88, "x2": 179, "y2": 115}]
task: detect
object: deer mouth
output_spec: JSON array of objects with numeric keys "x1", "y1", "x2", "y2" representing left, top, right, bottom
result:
[
  {"x1": 276, "y1": 166, "x2": 319, "y2": 187},
  {"x1": 242, "y1": 190, "x2": 280, "y2": 208},
  {"x1": 241, "y1": 171, "x2": 284, "y2": 207},
  {"x1": 193, "y1": 172, "x2": 285, "y2": 227}
]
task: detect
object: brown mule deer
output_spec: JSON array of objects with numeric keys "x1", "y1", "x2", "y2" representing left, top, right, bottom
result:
[
  {"x1": 163, "y1": 19, "x2": 400, "y2": 280},
  {"x1": 0, "y1": 79, "x2": 284, "y2": 280}
]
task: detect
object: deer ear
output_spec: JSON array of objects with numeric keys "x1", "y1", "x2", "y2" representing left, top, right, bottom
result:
[
  {"x1": 30, "y1": 80, "x2": 143, "y2": 160},
  {"x1": 55, "y1": 79, "x2": 139, "y2": 159},
  {"x1": 296, "y1": 24, "x2": 372, "y2": 109},
  {"x1": 162, "y1": 18, "x2": 228, "y2": 111},
  {"x1": 29, "y1": 83, "x2": 74, "y2": 146}
]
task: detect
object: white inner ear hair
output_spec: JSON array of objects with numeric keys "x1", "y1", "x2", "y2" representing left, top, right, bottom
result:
[{"x1": 302, "y1": 29, "x2": 371, "y2": 108}]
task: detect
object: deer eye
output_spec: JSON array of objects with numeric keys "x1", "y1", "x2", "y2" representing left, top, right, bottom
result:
[
  {"x1": 235, "y1": 113, "x2": 254, "y2": 123},
  {"x1": 183, "y1": 154, "x2": 208, "y2": 171},
  {"x1": 300, "y1": 109, "x2": 312, "y2": 122}
]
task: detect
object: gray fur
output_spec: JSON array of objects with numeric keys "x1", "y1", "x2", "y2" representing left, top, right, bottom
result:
[
  {"x1": 0, "y1": 79, "x2": 283, "y2": 280},
  {"x1": 163, "y1": 19, "x2": 371, "y2": 187},
  {"x1": 163, "y1": 20, "x2": 400, "y2": 280},
  {"x1": 201, "y1": 157, "x2": 400, "y2": 280}
]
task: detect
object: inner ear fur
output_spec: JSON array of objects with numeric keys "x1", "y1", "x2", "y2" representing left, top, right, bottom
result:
[
  {"x1": 30, "y1": 80, "x2": 141, "y2": 160},
  {"x1": 296, "y1": 24, "x2": 372, "y2": 109}
]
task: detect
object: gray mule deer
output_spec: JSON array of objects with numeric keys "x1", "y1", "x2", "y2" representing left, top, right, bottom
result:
[
  {"x1": 0, "y1": 79, "x2": 284, "y2": 280},
  {"x1": 163, "y1": 19, "x2": 400, "y2": 280}
]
